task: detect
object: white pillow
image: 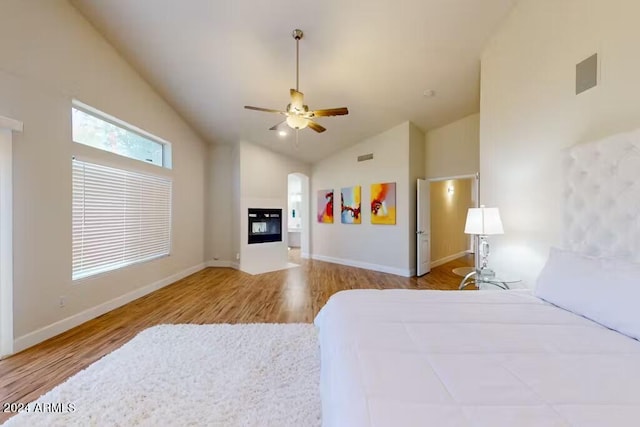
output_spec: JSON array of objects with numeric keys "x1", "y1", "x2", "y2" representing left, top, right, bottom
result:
[{"x1": 535, "y1": 247, "x2": 640, "y2": 341}]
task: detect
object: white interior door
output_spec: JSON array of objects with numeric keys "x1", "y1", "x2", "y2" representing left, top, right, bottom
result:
[{"x1": 416, "y1": 179, "x2": 431, "y2": 276}]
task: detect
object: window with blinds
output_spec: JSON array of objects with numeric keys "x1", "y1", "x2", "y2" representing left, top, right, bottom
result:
[{"x1": 72, "y1": 159, "x2": 172, "y2": 280}]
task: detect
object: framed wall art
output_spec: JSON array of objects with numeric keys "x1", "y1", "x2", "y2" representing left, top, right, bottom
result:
[
  {"x1": 317, "y1": 189, "x2": 334, "y2": 223},
  {"x1": 341, "y1": 186, "x2": 361, "y2": 224},
  {"x1": 370, "y1": 182, "x2": 396, "y2": 225}
]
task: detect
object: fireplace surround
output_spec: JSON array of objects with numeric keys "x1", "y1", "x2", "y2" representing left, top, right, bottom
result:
[{"x1": 248, "y1": 208, "x2": 282, "y2": 244}]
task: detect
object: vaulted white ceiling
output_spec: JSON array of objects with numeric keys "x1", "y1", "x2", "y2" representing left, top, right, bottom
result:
[{"x1": 71, "y1": 0, "x2": 515, "y2": 163}]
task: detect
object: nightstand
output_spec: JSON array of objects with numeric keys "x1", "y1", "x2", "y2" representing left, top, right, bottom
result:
[{"x1": 458, "y1": 270, "x2": 521, "y2": 290}]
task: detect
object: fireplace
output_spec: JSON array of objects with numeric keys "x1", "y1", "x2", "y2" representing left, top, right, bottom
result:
[{"x1": 248, "y1": 208, "x2": 282, "y2": 244}]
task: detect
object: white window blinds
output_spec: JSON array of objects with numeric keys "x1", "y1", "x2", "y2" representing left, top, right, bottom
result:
[{"x1": 72, "y1": 159, "x2": 172, "y2": 280}]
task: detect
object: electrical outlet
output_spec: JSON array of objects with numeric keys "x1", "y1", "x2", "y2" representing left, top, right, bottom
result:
[
  {"x1": 59, "y1": 296, "x2": 66, "y2": 308},
  {"x1": 236, "y1": 253, "x2": 240, "y2": 260}
]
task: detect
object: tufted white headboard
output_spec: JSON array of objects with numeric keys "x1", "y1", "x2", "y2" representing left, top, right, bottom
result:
[{"x1": 564, "y1": 128, "x2": 640, "y2": 262}]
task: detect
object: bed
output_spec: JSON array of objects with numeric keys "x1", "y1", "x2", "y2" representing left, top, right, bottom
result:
[
  {"x1": 315, "y1": 129, "x2": 640, "y2": 426},
  {"x1": 316, "y1": 288, "x2": 640, "y2": 426}
]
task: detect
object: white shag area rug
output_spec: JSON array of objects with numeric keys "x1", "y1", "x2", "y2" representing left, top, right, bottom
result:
[{"x1": 3, "y1": 324, "x2": 320, "y2": 427}]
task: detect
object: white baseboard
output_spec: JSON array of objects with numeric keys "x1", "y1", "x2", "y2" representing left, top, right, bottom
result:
[
  {"x1": 206, "y1": 259, "x2": 237, "y2": 268},
  {"x1": 301, "y1": 252, "x2": 310, "y2": 259},
  {"x1": 311, "y1": 254, "x2": 412, "y2": 277},
  {"x1": 13, "y1": 262, "x2": 207, "y2": 354},
  {"x1": 430, "y1": 251, "x2": 468, "y2": 269}
]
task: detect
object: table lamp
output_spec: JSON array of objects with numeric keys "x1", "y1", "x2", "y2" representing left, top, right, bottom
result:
[{"x1": 464, "y1": 206, "x2": 503, "y2": 278}]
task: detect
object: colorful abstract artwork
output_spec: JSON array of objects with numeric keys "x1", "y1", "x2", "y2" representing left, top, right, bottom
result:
[
  {"x1": 317, "y1": 189, "x2": 334, "y2": 223},
  {"x1": 341, "y1": 186, "x2": 361, "y2": 224},
  {"x1": 370, "y1": 182, "x2": 396, "y2": 225}
]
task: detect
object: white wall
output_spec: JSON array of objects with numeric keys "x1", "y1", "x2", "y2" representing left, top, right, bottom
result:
[
  {"x1": 231, "y1": 143, "x2": 241, "y2": 268},
  {"x1": 408, "y1": 123, "x2": 426, "y2": 272},
  {"x1": 311, "y1": 122, "x2": 413, "y2": 276},
  {"x1": 205, "y1": 144, "x2": 234, "y2": 265},
  {"x1": 425, "y1": 113, "x2": 479, "y2": 178},
  {"x1": 480, "y1": 0, "x2": 640, "y2": 286},
  {"x1": 0, "y1": 0, "x2": 208, "y2": 350},
  {"x1": 238, "y1": 142, "x2": 310, "y2": 275}
]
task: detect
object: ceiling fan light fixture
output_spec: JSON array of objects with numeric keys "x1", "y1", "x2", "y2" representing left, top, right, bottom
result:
[
  {"x1": 243, "y1": 28, "x2": 348, "y2": 134},
  {"x1": 286, "y1": 115, "x2": 308, "y2": 130}
]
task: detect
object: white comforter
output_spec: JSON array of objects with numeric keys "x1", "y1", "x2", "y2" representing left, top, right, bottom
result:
[{"x1": 314, "y1": 289, "x2": 640, "y2": 427}]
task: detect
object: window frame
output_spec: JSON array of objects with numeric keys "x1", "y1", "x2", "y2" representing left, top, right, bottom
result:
[
  {"x1": 70, "y1": 100, "x2": 174, "y2": 282},
  {"x1": 72, "y1": 100, "x2": 172, "y2": 169}
]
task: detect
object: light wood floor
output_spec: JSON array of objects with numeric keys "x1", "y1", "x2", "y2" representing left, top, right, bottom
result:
[{"x1": 0, "y1": 251, "x2": 473, "y2": 423}]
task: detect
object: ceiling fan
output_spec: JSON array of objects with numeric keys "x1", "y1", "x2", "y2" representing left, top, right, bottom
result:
[{"x1": 244, "y1": 29, "x2": 349, "y2": 134}]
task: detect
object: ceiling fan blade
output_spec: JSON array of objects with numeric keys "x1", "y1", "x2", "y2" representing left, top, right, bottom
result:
[
  {"x1": 244, "y1": 106, "x2": 286, "y2": 114},
  {"x1": 269, "y1": 120, "x2": 288, "y2": 131},
  {"x1": 308, "y1": 107, "x2": 349, "y2": 117},
  {"x1": 307, "y1": 120, "x2": 326, "y2": 133},
  {"x1": 290, "y1": 89, "x2": 304, "y2": 109}
]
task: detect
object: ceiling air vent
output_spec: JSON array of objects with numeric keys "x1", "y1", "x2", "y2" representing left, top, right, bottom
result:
[{"x1": 357, "y1": 153, "x2": 374, "y2": 162}]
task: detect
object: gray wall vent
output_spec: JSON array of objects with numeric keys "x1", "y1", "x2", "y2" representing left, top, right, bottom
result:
[{"x1": 576, "y1": 53, "x2": 598, "y2": 95}]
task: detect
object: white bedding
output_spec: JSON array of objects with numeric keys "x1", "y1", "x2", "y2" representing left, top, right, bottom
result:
[{"x1": 314, "y1": 289, "x2": 640, "y2": 427}]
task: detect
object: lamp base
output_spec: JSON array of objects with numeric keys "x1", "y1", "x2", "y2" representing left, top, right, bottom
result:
[
  {"x1": 478, "y1": 235, "x2": 492, "y2": 272},
  {"x1": 478, "y1": 268, "x2": 495, "y2": 279}
]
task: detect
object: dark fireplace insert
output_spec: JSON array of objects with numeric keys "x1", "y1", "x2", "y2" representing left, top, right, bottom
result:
[{"x1": 248, "y1": 208, "x2": 282, "y2": 244}]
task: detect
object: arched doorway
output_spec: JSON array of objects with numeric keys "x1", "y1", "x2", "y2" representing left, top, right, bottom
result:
[{"x1": 287, "y1": 173, "x2": 310, "y2": 260}]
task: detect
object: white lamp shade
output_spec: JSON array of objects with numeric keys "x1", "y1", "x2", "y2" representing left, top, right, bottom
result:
[{"x1": 464, "y1": 207, "x2": 504, "y2": 235}]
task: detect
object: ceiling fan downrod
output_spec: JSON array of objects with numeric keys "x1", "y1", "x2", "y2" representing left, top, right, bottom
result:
[{"x1": 292, "y1": 29, "x2": 303, "y2": 92}]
